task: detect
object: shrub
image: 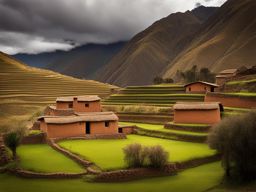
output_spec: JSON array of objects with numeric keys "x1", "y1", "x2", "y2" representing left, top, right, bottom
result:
[
  {"x1": 153, "y1": 76, "x2": 164, "y2": 85},
  {"x1": 147, "y1": 145, "x2": 169, "y2": 168},
  {"x1": 208, "y1": 111, "x2": 256, "y2": 182},
  {"x1": 123, "y1": 143, "x2": 146, "y2": 168},
  {"x1": 123, "y1": 144, "x2": 169, "y2": 168},
  {"x1": 3, "y1": 122, "x2": 26, "y2": 160}
]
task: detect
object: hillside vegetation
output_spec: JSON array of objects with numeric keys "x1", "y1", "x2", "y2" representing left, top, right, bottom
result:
[{"x1": 0, "y1": 52, "x2": 116, "y2": 127}]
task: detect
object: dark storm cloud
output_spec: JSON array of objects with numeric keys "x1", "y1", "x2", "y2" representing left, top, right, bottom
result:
[{"x1": 0, "y1": 0, "x2": 227, "y2": 54}]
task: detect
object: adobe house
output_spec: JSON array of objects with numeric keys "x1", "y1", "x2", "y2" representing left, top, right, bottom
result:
[
  {"x1": 37, "y1": 95, "x2": 122, "y2": 139},
  {"x1": 38, "y1": 112, "x2": 118, "y2": 139},
  {"x1": 184, "y1": 81, "x2": 219, "y2": 93},
  {"x1": 173, "y1": 102, "x2": 222, "y2": 124},
  {"x1": 56, "y1": 96, "x2": 101, "y2": 112},
  {"x1": 216, "y1": 69, "x2": 237, "y2": 86}
]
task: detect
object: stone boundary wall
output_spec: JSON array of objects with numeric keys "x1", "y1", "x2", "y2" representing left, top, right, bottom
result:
[
  {"x1": 94, "y1": 164, "x2": 178, "y2": 182},
  {"x1": 52, "y1": 134, "x2": 126, "y2": 143},
  {"x1": 164, "y1": 123, "x2": 211, "y2": 133},
  {"x1": 8, "y1": 169, "x2": 87, "y2": 179},
  {"x1": 48, "y1": 139, "x2": 92, "y2": 168},
  {"x1": 117, "y1": 114, "x2": 173, "y2": 124},
  {"x1": 21, "y1": 133, "x2": 46, "y2": 144},
  {"x1": 205, "y1": 92, "x2": 256, "y2": 108},
  {"x1": 136, "y1": 128, "x2": 207, "y2": 143},
  {"x1": 94, "y1": 154, "x2": 220, "y2": 182},
  {"x1": 44, "y1": 106, "x2": 74, "y2": 116}
]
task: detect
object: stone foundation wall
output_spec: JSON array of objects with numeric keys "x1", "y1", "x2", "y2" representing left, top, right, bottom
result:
[{"x1": 164, "y1": 123, "x2": 211, "y2": 133}]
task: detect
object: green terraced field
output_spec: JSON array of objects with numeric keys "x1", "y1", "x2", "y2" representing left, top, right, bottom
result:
[
  {"x1": 17, "y1": 144, "x2": 84, "y2": 173},
  {"x1": 0, "y1": 162, "x2": 224, "y2": 192},
  {"x1": 103, "y1": 85, "x2": 204, "y2": 106},
  {"x1": 58, "y1": 135, "x2": 215, "y2": 170}
]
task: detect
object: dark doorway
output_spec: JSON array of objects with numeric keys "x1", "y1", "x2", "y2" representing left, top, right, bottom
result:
[
  {"x1": 118, "y1": 128, "x2": 123, "y2": 133},
  {"x1": 85, "y1": 122, "x2": 90, "y2": 134},
  {"x1": 211, "y1": 87, "x2": 214, "y2": 92}
]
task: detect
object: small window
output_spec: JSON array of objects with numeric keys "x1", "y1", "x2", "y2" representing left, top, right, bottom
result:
[
  {"x1": 68, "y1": 103, "x2": 73, "y2": 108},
  {"x1": 85, "y1": 103, "x2": 89, "y2": 107},
  {"x1": 105, "y1": 121, "x2": 110, "y2": 127},
  {"x1": 118, "y1": 128, "x2": 123, "y2": 133}
]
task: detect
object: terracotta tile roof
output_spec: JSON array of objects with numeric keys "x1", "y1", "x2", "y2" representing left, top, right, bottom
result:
[
  {"x1": 173, "y1": 102, "x2": 220, "y2": 110},
  {"x1": 184, "y1": 81, "x2": 219, "y2": 87},
  {"x1": 38, "y1": 112, "x2": 118, "y2": 124}
]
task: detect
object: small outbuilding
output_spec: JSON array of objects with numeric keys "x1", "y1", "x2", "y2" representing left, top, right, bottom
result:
[
  {"x1": 184, "y1": 81, "x2": 219, "y2": 93},
  {"x1": 216, "y1": 69, "x2": 237, "y2": 86},
  {"x1": 38, "y1": 112, "x2": 119, "y2": 139},
  {"x1": 173, "y1": 102, "x2": 222, "y2": 124}
]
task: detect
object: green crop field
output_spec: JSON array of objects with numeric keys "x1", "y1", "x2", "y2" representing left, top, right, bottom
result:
[
  {"x1": 17, "y1": 144, "x2": 84, "y2": 173},
  {"x1": 58, "y1": 135, "x2": 215, "y2": 170},
  {"x1": 0, "y1": 162, "x2": 223, "y2": 192}
]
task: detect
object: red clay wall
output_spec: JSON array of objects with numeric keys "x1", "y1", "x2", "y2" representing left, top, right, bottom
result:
[
  {"x1": 90, "y1": 121, "x2": 118, "y2": 135},
  {"x1": 174, "y1": 109, "x2": 220, "y2": 124},
  {"x1": 44, "y1": 121, "x2": 118, "y2": 138},
  {"x1": 185, "y1": 83, "x2": 212, "y2": 93},
  {"x1": 56, "y1": 102, "x2": 73, "y2": 109},
  {"x1": 73, "y1": 100, "x2": 101, "y2": 112},
  {"x1": 205, "y1": 93, "x2": 256, "y2": 108}
]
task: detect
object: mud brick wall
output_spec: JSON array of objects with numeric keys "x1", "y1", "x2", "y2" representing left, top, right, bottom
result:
[{"x1": 205, "y1": 92, "x2": 256, "y2": 108}]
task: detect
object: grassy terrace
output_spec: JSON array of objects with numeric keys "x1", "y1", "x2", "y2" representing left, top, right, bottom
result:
[
  {"x1": 17, "y1": 144, "x2": 84, "y2": 173},
  {"x1": 0, "y1": 162, "x2": 223, "y2": 192},
  {"x1": 103, "y1": 84, "x2": 204, "y2": 106},
  {"x1": 119, "y1": 122, "x2": 208, "y2": 136},
  {"x1": 226, "y1": 78, "x2": 256, "y2": 85},
  {"x1": 58, "y1": 135, "x2": 215, "y2": 170}
]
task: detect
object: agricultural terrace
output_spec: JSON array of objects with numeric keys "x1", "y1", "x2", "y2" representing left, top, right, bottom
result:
[
  {"x1": 0, "y1": 52, "x2": 116, "y2": 128},
  {"x1": 0, "y1": 162, "x2": 224, "y2": 192},
  {"x1": 102, "y1": 84, "x2": 204, "y2": 107},
  {"x1": 58, "y1": 135, "x2": 215, "y2": 170},
  {"x1": 17, "y1": 144, "x2": 84, "y2": 173}
]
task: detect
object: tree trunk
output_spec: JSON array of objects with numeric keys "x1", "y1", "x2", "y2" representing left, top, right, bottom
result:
[{"x1": 12, "y1": 148, "x2": 17, "y2": 160}]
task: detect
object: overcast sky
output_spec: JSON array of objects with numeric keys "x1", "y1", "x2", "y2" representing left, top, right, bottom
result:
[{"x1": 0, "y1": 0, "x2": 227, "y2": 55}]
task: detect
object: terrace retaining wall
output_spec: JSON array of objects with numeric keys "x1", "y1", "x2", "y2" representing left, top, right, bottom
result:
[
  {"x1": 205, "y1": 92, "x2": 256, "y2": 108},
  {"x1": 117, "y1": 113, "x2": 173, "y2": 124},
  {"x1": 136, "y1": 128, "x2": 207, "y2": 143},
  {"x1": 8, "y1": 169, "x2": 87, "y2": 179},
  {"x1": 94, "y1": 164, "x2": 178, "y2": 182},
  {"x1": 164, "y1": 123, "x2": 211, "y2": 133},
  {"x1": 0, "y1": 136, "x2": 10, "y2": 166},
  {"x1": 21, "y1": 133, "x2": 46, "y2": 144},
  {"x1": 48, "y1": 139, "x2": 92, "y2": 168}
]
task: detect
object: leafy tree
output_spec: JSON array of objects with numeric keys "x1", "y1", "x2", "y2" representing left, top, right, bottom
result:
[
  {"x1": 164, "y1": 78, "x2": 174, "y2": 83},
  {"x1": 208, "y1": 111, "x2": 256, "y2": 181},
  {"x1": 153, "y1": 76, "x2": 164, "y2": 85}
]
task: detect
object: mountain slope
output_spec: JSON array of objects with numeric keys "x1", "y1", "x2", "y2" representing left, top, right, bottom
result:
[
  {"x1": 13, "y1": 42, "x2": 126, "y2": 79},
  {"x1": 0, "y1": 51, "x2": 116, "y2": 105},
  {"x1": 163, "y1": 0, "x2": 256, "y2": 78},
  {"x1": 96, "y1": 6, "x2": 217, "y2": 87}
]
